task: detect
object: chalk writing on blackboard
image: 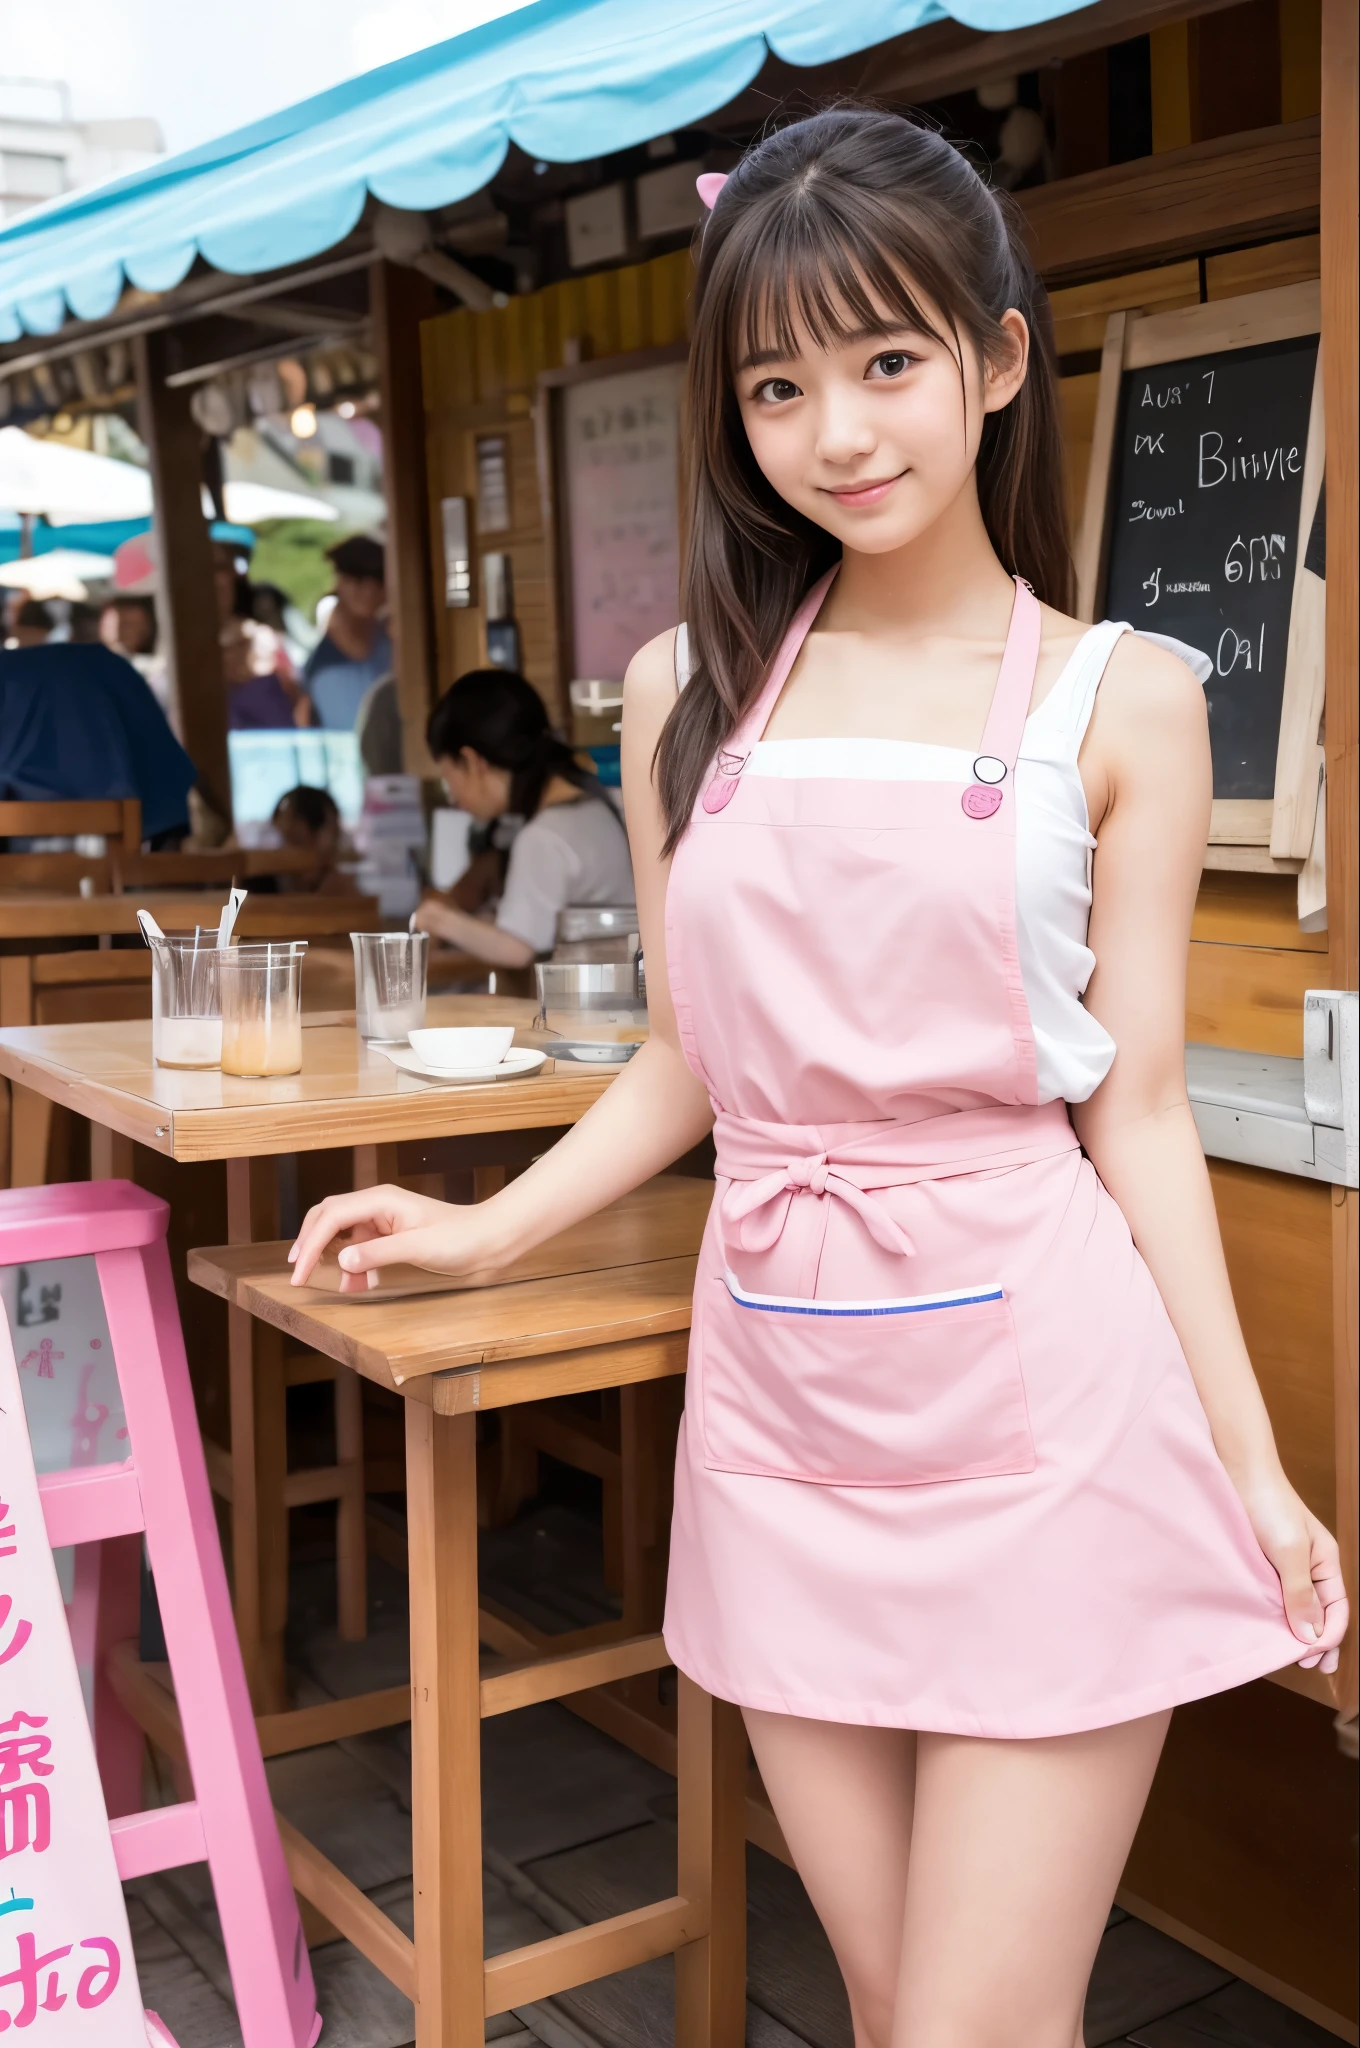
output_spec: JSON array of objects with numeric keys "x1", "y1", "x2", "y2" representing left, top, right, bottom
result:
[{"x1": 1104, "y1": 335, "x2": 1318, "y2": 800}]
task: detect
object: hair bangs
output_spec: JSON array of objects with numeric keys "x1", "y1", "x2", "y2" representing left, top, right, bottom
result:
[{"x1": 728, "y1": 185, "x2": 959, "y2": 377}]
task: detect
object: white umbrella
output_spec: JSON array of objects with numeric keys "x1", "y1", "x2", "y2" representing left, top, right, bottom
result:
[
  {"x1": 0, "y1": 425, "x2": 152, "y2": 520},
  {"x1": 0, "y1": 427, "x2": 339, "y2": 529},
  {"x1": 0, "y1": 548, "x2": 116, "y2": 600},
  {"x1": 221, "y1": 480, "x2": 337, "y2": 524}
]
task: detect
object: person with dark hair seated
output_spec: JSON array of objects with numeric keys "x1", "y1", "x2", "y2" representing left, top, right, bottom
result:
[{"x1": 414, "y1": 668, "x2": 634, "y2": 968}]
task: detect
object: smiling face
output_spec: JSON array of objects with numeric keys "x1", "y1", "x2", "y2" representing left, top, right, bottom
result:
[{"x1": 734, "y1": 291, "x2": 1030, "y2": 558}]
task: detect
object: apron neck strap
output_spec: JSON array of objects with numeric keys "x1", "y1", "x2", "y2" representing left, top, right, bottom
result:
[
  {"x1": 977, "y1": 577, "x2": 1042, "y2": 771},
  {"x1": 735, "y1": 566, "x2": 840, "y2": 751}
]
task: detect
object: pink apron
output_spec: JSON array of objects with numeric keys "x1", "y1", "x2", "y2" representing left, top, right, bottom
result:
[{"x1": 662, "y1": 573, "x2": 1300, "y2": 1737}]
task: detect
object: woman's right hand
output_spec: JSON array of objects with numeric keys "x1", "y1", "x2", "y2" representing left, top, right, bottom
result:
[{"x1": 288, "y1": 1184, "x2": 508, "y2": 1291}]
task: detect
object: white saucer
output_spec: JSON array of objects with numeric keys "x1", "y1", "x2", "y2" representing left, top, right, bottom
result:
[{"x1": 377, "y1": 1044, "x2": 547, "y2": 1085}]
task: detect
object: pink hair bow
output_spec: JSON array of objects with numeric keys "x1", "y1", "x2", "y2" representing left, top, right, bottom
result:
[{"x1": 696, "y1": 172, "x2": 728, "y2": 211}]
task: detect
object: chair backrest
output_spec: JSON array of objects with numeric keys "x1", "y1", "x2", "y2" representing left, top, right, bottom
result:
[
  {"x1": 0, "y1": 851, "x2": 114, "y2": 891},
  {"x1": 0, "y1": 798, "x2": 142, "y2": 854}
]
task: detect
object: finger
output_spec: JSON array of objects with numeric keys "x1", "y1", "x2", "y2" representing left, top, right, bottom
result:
[
  {"x1": 337, "y1": 1223, "x2": 454, "y2": 1275},
  {"x1": 1275, "y1": 1543, "x2": 1324, "y2": 1644},
  {"x1": 289, "y1": 1192, "x2": 398, "y2": 1285}
]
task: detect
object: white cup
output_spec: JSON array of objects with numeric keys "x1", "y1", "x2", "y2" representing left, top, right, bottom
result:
[{"x1": 408, "y1": 1026, "x2": 515, "y2": 1071}]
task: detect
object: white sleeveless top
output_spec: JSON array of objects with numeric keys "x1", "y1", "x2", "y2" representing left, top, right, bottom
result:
[{"x1": 674, "y1": 620, "x2": 1209, "y2": 1106}]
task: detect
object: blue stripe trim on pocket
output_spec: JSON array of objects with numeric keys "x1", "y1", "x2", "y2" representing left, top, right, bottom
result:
[{"x1": 721, "y1": 1270, "x2": 1004, "y2": 1319}]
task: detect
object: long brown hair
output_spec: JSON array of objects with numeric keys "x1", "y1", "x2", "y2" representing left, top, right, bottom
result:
[{"x1": 656, "y1": 107, "x2": 1071, "y2": 850}]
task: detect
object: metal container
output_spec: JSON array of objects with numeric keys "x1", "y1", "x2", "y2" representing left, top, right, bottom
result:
[
  {"x1": 533, "y1": 959, "x2": 646, "y2": 1062},
  {"x1": 554, "y1": 904, "x2": 638, "y2": 945}
]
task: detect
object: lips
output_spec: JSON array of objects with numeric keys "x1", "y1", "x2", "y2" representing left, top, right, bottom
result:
[{"x1": 822, "y1": 472, "x2": 905, "y2": 507}]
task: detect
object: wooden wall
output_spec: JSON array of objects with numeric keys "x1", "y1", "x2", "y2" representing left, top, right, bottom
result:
[{"x1": 420, "y1": 248, "x2": 693, "y2": 754}]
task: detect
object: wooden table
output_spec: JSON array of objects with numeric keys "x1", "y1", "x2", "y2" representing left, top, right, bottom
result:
[
  {"x1": 0, "y1": 891, "x2": 380, "y2": 1187},
  {"x1": 0, "y1": 1000, "x2": 619, "y2": 1717},
  {"x1": 182, "y1": 1183, "x2": 744, "y2": 2048}
]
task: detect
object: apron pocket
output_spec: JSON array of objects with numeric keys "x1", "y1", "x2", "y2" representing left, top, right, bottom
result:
[{"x1": 698, "y1": 1271, "x2": 1036, "y2": 1486}]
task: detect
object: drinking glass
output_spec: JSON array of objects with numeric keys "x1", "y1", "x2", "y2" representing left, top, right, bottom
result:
[
  {"x1": 219, "y1": 943, "x2": 308, "y2": 1077},
  {"x1": 351, "y1": 931, "x2": 428, "y2": 1042},
  {"x1": 149, "y1": 934, "x2": 222, "y2": 1069}
]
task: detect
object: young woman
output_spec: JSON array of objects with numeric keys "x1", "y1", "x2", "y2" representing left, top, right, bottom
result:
[
  {"x1": 289, "y1": 111, "x2": 1347, "y2": 2044},
  {"x1": 413, "y1": 668, "x2": 634, "y2": 967}
]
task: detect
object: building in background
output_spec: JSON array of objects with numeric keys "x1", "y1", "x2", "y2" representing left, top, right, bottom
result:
[{"x1": 0, "y1": 77, "x2": 162, "y2": 221}]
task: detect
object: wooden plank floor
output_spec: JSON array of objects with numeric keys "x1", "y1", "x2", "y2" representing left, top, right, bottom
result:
[{"x1": 128, "y1": 1502, "x2": 1344, "y2": 2048}]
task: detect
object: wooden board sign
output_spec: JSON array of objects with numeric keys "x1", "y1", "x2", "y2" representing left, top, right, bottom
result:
[{"x1": 1075, "y1": 282, "x2": 1324, "y2": 866}]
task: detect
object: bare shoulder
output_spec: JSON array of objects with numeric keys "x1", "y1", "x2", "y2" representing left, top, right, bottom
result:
[
  {"x1": 1093, "y1": 630, "x2": 1209, "y2": 753},
  {"x1": 621, "y1": 628, "x2": 680, "y2": 789},
  {"x1": 624, "y1": 627, "x2": 680, "y2": 717}
]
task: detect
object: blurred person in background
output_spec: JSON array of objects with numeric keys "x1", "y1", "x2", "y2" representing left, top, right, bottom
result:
[
  {"x1": 7, "y1": 598, "x2": 55, "y2": 647},
  {"x1": 0, "y1": 607, "x2": 196, "y2": 844},
  {"x1": 271, "y1": 784, "x2": 352, "y2": 894},
  {"x1": 303, "y1": 534, "x2": 391, "y2": 730},
  {"x1": 413, "y1": 668, "x2": 634, "y2": 968},
  {"x1": 214, "y1": 542, "x2": 313, "y2": 729}
]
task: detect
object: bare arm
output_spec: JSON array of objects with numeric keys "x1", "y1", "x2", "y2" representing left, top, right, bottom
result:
[
  {"x1": 1073, "y1": 636, "x2": 1345, "y2": 1667},
  {"x1": 289, "y1": 629, "x2": 714, "y2": 1282}
]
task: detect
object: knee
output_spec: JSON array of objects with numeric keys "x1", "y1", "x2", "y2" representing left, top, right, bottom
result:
[{"x1": 848, "y1": 1983, "x2": 896, "y2": 2048}]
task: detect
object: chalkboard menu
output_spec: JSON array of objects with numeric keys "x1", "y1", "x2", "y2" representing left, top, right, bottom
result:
[{"x1": 1103, "y1": 334, "x2": 1319, "y2": 801}]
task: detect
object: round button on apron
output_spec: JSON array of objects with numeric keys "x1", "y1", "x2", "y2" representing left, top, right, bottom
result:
[
  {"x1": 973, "y1": 755, "x2": 1007, "y2": 784},
  {"x1": 962, "y1": 784, "x2": 1004, "y2": 819}
]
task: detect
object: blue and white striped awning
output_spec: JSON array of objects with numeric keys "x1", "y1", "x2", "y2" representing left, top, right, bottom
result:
[{"x1": 0, "y1": 0, "x2": 1085, "y2": 343}]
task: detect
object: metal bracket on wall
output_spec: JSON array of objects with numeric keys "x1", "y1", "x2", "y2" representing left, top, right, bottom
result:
[{"x1": 1187, "y1": 993, "x2": 1360, "y2": 1189}]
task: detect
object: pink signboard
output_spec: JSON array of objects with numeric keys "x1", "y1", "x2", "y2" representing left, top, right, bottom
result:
[
  {"x1": 564, "y1": 359, "x2": 685, "y2": 686},
  {"x1": 0, "y1": 1302, "x2": 152, "y2": 2041}
]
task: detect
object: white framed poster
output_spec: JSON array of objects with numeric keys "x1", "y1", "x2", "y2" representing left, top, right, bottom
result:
[{"x1": 541, "y1": 346, "x2": 687, "y2": 693}]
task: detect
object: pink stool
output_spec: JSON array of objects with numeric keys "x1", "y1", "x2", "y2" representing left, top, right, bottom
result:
[{"x1": 0, "y1": 1180, "x2": 320, "y2": 2047}]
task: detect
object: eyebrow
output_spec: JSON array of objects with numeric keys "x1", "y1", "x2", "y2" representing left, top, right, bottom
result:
[{"x1": 736, "y1": 322, "x2": 928, "y2": 375}]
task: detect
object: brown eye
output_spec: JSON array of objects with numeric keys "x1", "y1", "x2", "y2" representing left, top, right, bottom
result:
[
  {"x1": 870, "y1": 351, "x2": 911, "y2": 380},
  {"x1": 755, "y1": 377, "x2": 801, "y2": 404}
]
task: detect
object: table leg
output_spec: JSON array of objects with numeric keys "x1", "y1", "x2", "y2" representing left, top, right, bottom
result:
[
  {"x1": 407, "y1": 1400, "x2": 484, "y2": 2046},
  {"x1": 10, "y1": 1085, "x2": 55, "y2": 1187},
  {"x1": 226, "y1": 1156, "x2": 290, "y2": 1713},
  {"x1": 335, "y1": 1369, "x2": 367, "y2": 1642},
  {"x1": 675, "y1": 1674, "x2": 748, "y2": 2048},
  {"x1": 89, "y1": 1125, "x2": 135, "y2": 1182}
]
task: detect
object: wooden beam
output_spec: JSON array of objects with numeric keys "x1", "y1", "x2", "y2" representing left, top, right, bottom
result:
[
  {"x1": 479, "y1": 1631, "x2": 668, "y2": 1717},
  {"x1": 134, "y1": 330, "x2": 230, "y2": 822},
  {"x1": 1018, "y1": 119, "x2": 1321, "y2": 282},
  {"x1": 371, "y1": 258, "x2": 440, "y2": 777},
  {"x1": 277, "y1": 1815, "x2": 417, "y2": 2000},
  {"x1": 254, "y1": 1685, "x2": 412, "y2": 1758},
  {"x1": 482, "y1": 1899, "x2": 695, "y2": 2015},
  {"x1": 1321, "y1": 0, "x2": 1358, "y2": 1721}
]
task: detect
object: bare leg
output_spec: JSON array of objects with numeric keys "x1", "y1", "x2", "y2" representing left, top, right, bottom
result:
[
  {"x1": 896, "y1": 1711, "x2": 1171, "y2": 2048},
  {"x1": 744, "y1": 1707, "x2": 916, "y2": 2048}
]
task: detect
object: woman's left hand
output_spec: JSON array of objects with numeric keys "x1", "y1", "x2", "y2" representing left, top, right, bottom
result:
[
  {"x1": 1234, "y1": 1467, "x2": 1348, "y2": 1673},
  {"x1": 411, "y1": 896, "x2": 460, "y2": 942}
]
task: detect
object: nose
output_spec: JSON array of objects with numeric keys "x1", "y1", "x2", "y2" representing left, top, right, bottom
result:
[{"x1": 813, "y1": 388, "x2": 877, "y2": 468}]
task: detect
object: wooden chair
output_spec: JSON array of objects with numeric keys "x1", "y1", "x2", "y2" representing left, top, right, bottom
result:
[
  {"x1": 0, "y1": 851, "x2": 114, "y2": 891},
  {"x1": 0, "y1": 797, "x2": 142, "y2": 853},
  {"x1": 1, "y1": 951, "x2": 156, "y2": 1186},
  {"x1": 184, "y1": 1179, "x2": 747, "y2": 2044}
]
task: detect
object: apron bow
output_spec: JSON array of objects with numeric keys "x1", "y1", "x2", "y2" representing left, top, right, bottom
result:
[{"x1": 721, "y1": 1152, "x2": 917, "y2": 1258}]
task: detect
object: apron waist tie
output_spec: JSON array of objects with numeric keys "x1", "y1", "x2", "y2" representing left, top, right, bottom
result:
[
  {"x1": 713, "y1": 1100, "x2": 1078, "y2": 1261},
  {"x1": 723, "y1": 1155, "x2": 917, "y2": 1256}
]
